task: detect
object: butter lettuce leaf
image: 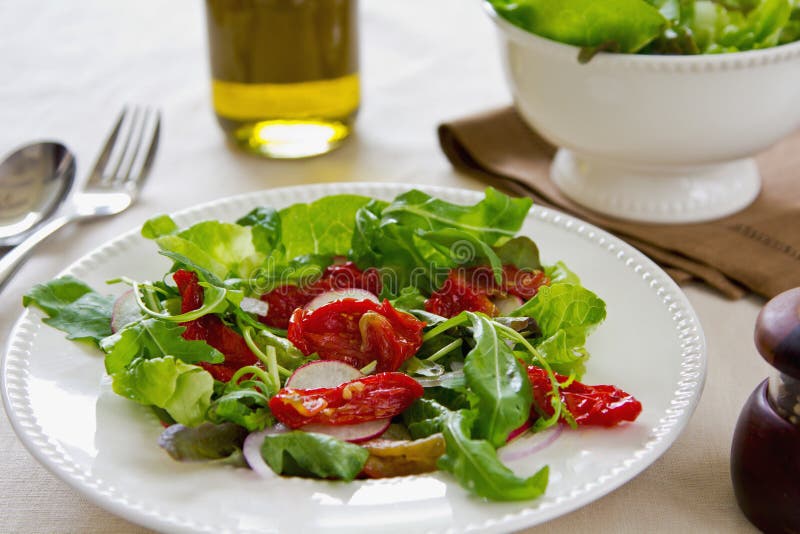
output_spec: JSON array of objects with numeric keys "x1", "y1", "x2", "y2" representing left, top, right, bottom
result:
[
  {"x1": 489, "y1": 0, "x2": 666, "y2": 53},
  {"x1": 112, "y1": 356, "x2": 214, "y2": 427},
  {"x1": 511, "y1": 283, "x2": 606, "y2": 347}
]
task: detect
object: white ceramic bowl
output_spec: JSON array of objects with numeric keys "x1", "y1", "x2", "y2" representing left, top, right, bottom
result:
[{"x1": 484, "y1": 3, "x2": 800, "y2": 223}]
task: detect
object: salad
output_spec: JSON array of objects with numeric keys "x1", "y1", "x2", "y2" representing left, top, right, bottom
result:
[
  {"x1": 23, "y1": 188, "x2": 641, "y2": 502},
  {"x1": 489, "y1": 0, "x2": 800, "y2": 59}
]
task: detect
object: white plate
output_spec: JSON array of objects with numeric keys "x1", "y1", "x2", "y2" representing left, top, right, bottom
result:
[{"x1": 2, "y1": 183, "x2": 706, "y2": 533}]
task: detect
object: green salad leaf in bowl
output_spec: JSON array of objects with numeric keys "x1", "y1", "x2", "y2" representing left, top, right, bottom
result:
[{"x1": 489, "y1": 0, "x2": 800, "y2": 59}]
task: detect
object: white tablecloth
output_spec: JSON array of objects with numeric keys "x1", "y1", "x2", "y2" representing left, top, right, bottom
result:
[{"x1": 0, "y1": 1, "x2": 767, "y2": 532}]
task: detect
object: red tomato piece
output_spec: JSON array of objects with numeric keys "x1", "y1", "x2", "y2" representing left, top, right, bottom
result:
[
  {"x1": 259, "y1": 261, "x2": 382, "y2": 328},
  {"x1": 269, "y1": 372, "x2": 424, "y2": 428},
  {"x1": 288, "y1": 299, "x2": 424, "y2": 372},
  {"x1": 260, "y1": 285, "x2": 313, "y2": 329},
  {"x1": 527, "y1": 366, "x2": 642, "y2": 427},
  {"x1": 425, "y1": 272, "x2": 498, "y2": 318},
  {"x1": 173, "y1": 269, "x2": 258, "y2": 382},
  {"x1": 425, "y1": 264, "x2": 550, "y2": 318}
]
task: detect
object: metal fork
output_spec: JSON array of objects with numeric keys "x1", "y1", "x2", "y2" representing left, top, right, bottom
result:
[{"x1": 0, "y1": 107, "x2": 161, "y2": 291}]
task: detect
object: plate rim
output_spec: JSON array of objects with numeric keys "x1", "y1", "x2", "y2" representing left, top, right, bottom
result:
[{"x1": 1, "y1": 182, "x2": 707, "y2": 533}]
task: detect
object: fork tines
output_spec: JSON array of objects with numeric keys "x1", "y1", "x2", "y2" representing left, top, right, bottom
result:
[{"x1": 90, "y1": 106, "x2": 161, "y2": 188}]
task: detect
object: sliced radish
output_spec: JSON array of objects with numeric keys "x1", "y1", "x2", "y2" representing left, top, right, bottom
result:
[
  {"x1": 300, "y1": 418, "x2": 391, "y2": 443},
  {"x1": 493, "y1": 295, "x2": 524, "y2": 315},
  {"x1": 242, "y1": 423, "x2": 289, "y2": 479},
  {"x1": 415, "y1": 370, "x2": 464, "y2": 388},
  {"x1": 285, "y1": 360, "x2": 363, "y2": 389},
  {"x1": 305, "y1": 288, "x2": 378, "y2": 312},
  {"x1": 240, "y1": 297, "x2": 269, "y2": 317},
  {"x1": 111, "y1": 290, "x2": 142, "y2": 333}
]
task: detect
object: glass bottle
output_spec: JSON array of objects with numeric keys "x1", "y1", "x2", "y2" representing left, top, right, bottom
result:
[{"x1": 205, "y1": 0, "x2": 359, "y2": 158}]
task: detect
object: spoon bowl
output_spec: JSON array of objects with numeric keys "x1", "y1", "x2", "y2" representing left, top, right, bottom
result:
[{"x1": 0, "y1": 142, "x2": 75, "y2": 246}]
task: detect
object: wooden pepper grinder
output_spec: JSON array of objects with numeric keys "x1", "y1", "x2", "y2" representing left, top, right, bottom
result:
[{"x1": 731, "y1": 287, "x2": 800, "y2": 532}]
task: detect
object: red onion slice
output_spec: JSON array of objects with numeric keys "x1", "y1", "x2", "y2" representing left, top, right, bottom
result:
[{"x1": 242, "y1": 423, "x2": 289, "y2": 479}]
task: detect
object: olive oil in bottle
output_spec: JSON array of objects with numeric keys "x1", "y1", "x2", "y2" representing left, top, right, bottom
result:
[{"x1": 205, "y1": 0, "x2": 359, "y2": 158}]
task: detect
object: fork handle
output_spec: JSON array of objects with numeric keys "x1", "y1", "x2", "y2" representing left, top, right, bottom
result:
[{"x1": 0, "y1": 215, "x2": 74, "y2": 293}]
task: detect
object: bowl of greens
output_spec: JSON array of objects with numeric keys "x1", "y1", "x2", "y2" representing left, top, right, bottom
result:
[{"x1": 484, "y1": 0, "x2": 800, "y2": 223}]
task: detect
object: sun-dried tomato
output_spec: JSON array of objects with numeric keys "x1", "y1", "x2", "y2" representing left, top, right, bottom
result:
[
  {"x1": 425, "y1": 273, "x2": 498, "y2": 318},
  {"x1": 259, "y1": 261, "x2": 382, "y2": 328},
  {"x1": 288, "y1": 298, "x2": 424, "y2": 373},
  {"x1": 527, "y1": 366, "x2": 642, "y2": 427},
  {"x1": 424, "y1": 264, "x2": 550, "y2": 318},
  {"x1": 173, "y1": 269, "x2": 258, "y2": 382},
  {"x1": 269, "y1": 372, "x2": 424, "y2": 428}
]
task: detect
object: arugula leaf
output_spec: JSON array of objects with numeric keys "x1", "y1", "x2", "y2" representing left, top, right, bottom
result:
[
  {"x1": 438, "y1": 410, "x2": 549, "y2": 501},
  {"x1": 112, "y1": 356, "x2": 214, "y2": 426},
  {"x1": 463, "y1": 313, "x2": 532, "y2": 447},
  {"x1": 351, "y1": 188, "x2": 531, "y2": 295},
  {"x1": 101, "y1": 318, "x2": 224, "y2": 374},
  {"x1": 381, "y1": 188, "x2": 531, "y2": 245},
  {"x1": 23, "y1": 276, "x2": 114, "y2": 345},
  {"x1": 422, "y1": 229, "x2": 504, "y2": 283},
  {"x1": 158, "y1": 422, "x2": 248, "y2": 465},
  {"x1": 260, "y1": 431, "x2": 369, "y2": 481},
  {"x1": 511, "y1": 283, "x2": 606, "y2": 347}
]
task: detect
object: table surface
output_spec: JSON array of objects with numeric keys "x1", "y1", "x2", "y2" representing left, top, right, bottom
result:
[{"x1": 0, "y1": 1, "x2": 768, "y2": 532}]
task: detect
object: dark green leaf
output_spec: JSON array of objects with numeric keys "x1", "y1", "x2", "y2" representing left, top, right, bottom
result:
[
  {"x1": 493, "y1": 236, "x2": 543, "y2": 271},
  {"x1": 236, "y1": 206, "x2": 282, "y2": 256},
  {"x1": 23, "y1": 276, "x2": 114, "y2": 345},
  {"x1": 463, "y1": 313, "x2": 532, "y2": 447}
]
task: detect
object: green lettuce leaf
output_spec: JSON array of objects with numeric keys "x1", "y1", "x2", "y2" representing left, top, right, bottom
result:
[
  {"x1": 260, "y1": 431, "x2": 369, "y2": 481},
  {"x1": 141, "y1": 214, "x2": 179, "y2": 239},
  {"x1": 511, "y1": 283, "x2": 606, "y2": 347},
  {"x1": 536, "y1": 330, "x2": 588, "y2": 378},
  {"x1": 490, "y1": 0, "x2": 666, "y2": 53},
  {"x1": 276, "y1": 194, "x2": 371, "y2": 262},
  {"x1": 112, "y1": 356, "x2": 214, "y2": 426},
  {"x1": 23, "y1": 276, "x2": 114, "y2": 345}
]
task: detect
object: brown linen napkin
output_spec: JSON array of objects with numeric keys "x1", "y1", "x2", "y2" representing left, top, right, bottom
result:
[{"x1": 439, "y1": 107, "x2": 800, "y2": 300}]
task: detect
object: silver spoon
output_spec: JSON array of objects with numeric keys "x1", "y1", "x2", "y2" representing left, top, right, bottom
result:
[{"x1": 0, "y1": 141, "x2": 75, "y2": 247}]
